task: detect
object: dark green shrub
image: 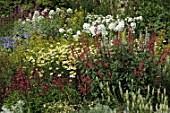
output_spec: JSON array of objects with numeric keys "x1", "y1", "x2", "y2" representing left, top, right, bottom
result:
[{"x1": 124, "y1": 0, "x2": 170, "y2": 41}]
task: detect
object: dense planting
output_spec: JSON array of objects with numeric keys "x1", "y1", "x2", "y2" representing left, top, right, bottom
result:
[{"x1": 0, "y1": 1, "x2": 170, "y2": 113}]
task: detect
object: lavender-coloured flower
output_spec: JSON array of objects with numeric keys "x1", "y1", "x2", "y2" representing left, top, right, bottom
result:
[
  {"x1": 0, "y1": 36, "x2": 16, "y2": 49},
  {"x1": 24, "y1": 33, "x2": 30, "y2": 39},
  {"x1": 41, "y1": 8, "x2": 48, "y2": 16},
  {"x1": 124, "y1": 107, "x2": 129, "y2": 113}
]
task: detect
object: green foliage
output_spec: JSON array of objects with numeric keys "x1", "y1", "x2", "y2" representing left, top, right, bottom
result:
[
  {"x1": 1, "y1": 100, "x2": 25, "y2": 113},
  {"x1": 12, "y1": 7, "x2": 85, "y2": 40},
  {"x1": 1, "y1": 1, "x2": 170, "y2": 112},
  {"x1": 119, "y1": 81, "x2": 169, "y2": 113},
  {"x1": 0, "y1": 52, "x2": 15, "y2": 84},
  {"x1": 1, "y1": 67, "x2": 81, "y2": 113},
  {"x1": 88, "y1": 103, "x2": 113, "y2": 113},
  {"x1": 124, "y1": 0, "x2": 170, "y2": 41},
  {"x1": 20, "y1": 35, "x2": 77, "y2": 79},
  {"x1": 74, "y1": 30, "x2": 169, "y2": 106},
  {"x1": 0, "y1": 45, "x2": 26, "y2": 85}
]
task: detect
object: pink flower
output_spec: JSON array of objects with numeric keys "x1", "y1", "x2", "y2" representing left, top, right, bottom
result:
[
  {"x1": 45, "y1": 83, "x2": 49, "y2": 87},
  {"x1": 39, "y1": 93, "x2": 43, "y2": 97},
  {"x1": 160, "y1": 53, "x2": 168, "y2": 63},
  {"x1": 134, "y1": 68, "x2": 137, "y2": 75},
  {"x1": 138, "y1": 60, "x2": 145, "y2": 71},
  {"x1": 104, "y1": 63, "x2": 109, "y2": 68},
  {"x1": 98, "y1": 70, "x2": 102, "y2": 78}
]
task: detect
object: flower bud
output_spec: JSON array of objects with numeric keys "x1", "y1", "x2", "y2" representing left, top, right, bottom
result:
[{"x1": 99, "y1": 82, "x2": 103, "y2": 89}]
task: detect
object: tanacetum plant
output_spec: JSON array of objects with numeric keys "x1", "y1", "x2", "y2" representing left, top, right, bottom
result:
[{"x1": 23, "y1": 36, "x2": 77, "y2": 79}]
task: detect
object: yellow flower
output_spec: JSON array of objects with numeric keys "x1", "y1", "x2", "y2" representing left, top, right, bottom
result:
[
  {"x1": 31, "y1": 59, "x2": 35, "y2": 63},
  {"x1": 39, "y1": 72, "x2": 43, "y2": 77},
  {"x1": 50, "y1": 44, "x2": 54, "y2": 48},
  {"x1": 67, "y1": 65, "x2": 77, "y2": 70},
  {"x1": 58, "y1": 73, "x2": 62, "y2": 77},
  {"x1": 49, "y1": 67, "x2": 52, "y2": 70},
  {"x1": 69, "y1": 71, "x2": 76, "y2": 78},
  {"x1": 50, "y1": 72, "x2": 53, "y2": 76},
  {"x1": 62, "y1": 60, "x2": 69, "y2": 64},
  {"x1": 63, "y1": 65, "x2": 69, "y2": 69},
  {"x1": 56, "y1": 61, "x2": 60, "y2": 65}
]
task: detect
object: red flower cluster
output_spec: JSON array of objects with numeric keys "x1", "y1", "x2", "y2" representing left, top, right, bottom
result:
[{"x1": 77, "y1": 75, "x2": 92, "y2": 96}]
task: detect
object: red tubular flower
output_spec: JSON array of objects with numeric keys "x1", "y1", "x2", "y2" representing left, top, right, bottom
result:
[
  {"x1": 45, "y1": 83, "x2": 49, "y2": 88},
  {"x1": 68, "y1": 79, "x2": 73, "y2": 86},
  {"x1": 25, "y1": 78, "x2": 30, "y2": 86},
  {"x1": 89, "y1": 59, "x2": 94, "y2": 68},
  {"x1": 156, "y1": 76, "x2": 161, "y2": 84},
  {"x1": 5, "y1": 90, "x2": 10, "y2": 96},
  {"x1": 137, "y1": 71, "x2": 142, "y2": 80},
  {"x1": 38, "y1": 83, "x2": 44, "y2": 87},
  {"x1": 104, "y1": 63, "x2": 109, "y2": 68},
  {"x1": 85, "y1": 48, "x2": 90, "y2": 54},
  {"x1": 134, "y1": 68, "x2": 137, "y2": 75},
  {"x1": 98, "y1": 70, "x2": 102, "y2": 78},
  {"x1": 39, "y1": 93, "x2": 43, "y2": 97},
  {"x1": 138, "y1": 60, "x2": 145, "y2": 71},
  {"x1": 160, "y1": 53, "x2": 168, "y2": 63},
  {"x1": 113, "y1": 39, "x2": 120, "y2": 47},
  {"x1": 18, "y1": 68, "x2": 22, "y2": 76},
  {"x1": 80, "y1": 53, "x2": 85, "y2": 61},
  {"x1": 43, "y1": 87, "x2": 48, "y2": 92},
  {"x1": 85, "y1": 65, "x2": 89, "y2": 71}
]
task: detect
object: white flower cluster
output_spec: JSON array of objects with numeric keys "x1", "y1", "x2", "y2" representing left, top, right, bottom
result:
[
  {"x1": 125, "y1": 16, "x2": 143, "y2": 33},
  {"x1": 83, "y1": 14, "x2": 124, "y2": 37},
  {"x1": 73, "y1": 30, "x2": 82, "y2": 39},
  {"x1": 1, "y1": 100, "x2": 25, "y2": 113},
  {"x1": 21, "y1": 7, "x2": 73, "y2": 23},
  {"x1": 49, "y1": 10, "x2": 56, "y2": 19},
  {"x1": 82, "y1": 14, "x2": 143, "y2": 36}
]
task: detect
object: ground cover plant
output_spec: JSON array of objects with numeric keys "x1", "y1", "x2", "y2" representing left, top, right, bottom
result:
[{"x1": 0, "y1": 0, "x2": 170, "y2": 112}]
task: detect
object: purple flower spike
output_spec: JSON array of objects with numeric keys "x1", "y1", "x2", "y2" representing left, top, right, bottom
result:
[
  {"x1": 26, "y1": 6, "x2": 28, "y2": 11},
  {"x1": 18, "y1": 5, "x2": 21, "y2": 12},
  {"x1": 35, "y1": 4, "x2": 39, "y2": 11},
  {"x1": 14, "y1": 8, "x2": 17, "y2": 14}
]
